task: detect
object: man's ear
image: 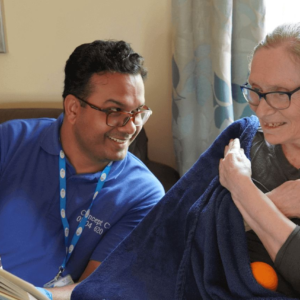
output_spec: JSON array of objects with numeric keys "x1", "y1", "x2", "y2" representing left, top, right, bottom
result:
[{"x1": 64, "y1": 95, "x2": 80, "y2": 124}]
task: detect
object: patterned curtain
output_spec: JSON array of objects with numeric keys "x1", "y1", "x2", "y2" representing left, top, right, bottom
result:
[{"x1": 172, "y1": 0, "x2": 266, "y2": 175}]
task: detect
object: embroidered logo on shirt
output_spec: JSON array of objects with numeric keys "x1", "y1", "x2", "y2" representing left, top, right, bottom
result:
[{"x1": 76, "y1": 210, "x2": 111, "y2": 235}]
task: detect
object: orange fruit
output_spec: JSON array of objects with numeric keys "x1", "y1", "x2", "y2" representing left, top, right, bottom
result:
[{"x1": 250, "y1": 262, "x2": 278, "y2": 291}]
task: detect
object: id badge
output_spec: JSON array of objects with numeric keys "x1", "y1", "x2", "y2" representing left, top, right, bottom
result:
[{"x1": 44, "y1": 274, "x2": 74, "y2": 288}]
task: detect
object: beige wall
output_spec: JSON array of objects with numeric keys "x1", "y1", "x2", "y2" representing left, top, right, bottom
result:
[{"x1": 0, "y1": 0, "x2": 177, "y2": 170}]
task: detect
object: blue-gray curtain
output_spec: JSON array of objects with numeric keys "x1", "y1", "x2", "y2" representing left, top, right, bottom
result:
[{"x1": 172, "y1": 0, "x2": 266, "y2": 175}]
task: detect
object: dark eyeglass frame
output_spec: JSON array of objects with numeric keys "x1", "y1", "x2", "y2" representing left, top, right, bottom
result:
[
  {"x1": 73, "y1": 95, "x2": 152, "y2": 127},
  {"x1": 240, "y1": 83, "x2": 300, "y2": 110}
]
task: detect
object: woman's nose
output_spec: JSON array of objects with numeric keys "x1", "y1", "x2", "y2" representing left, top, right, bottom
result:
[{"x1": 252, "y1": 97, "x2": 276, "y2": 117}]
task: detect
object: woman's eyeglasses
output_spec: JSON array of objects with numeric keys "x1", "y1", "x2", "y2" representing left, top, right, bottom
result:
[{"x1": 240, "y1": 83, "x2": 300, "y2": 110}]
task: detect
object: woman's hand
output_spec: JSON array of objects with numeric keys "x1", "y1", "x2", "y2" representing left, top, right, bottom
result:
[
  {"x1": 219, "y1": 138, "x2": 252, "y2": 194},
  {"x1": 219, "y1": 139, "x2": 296, "y2": 261},
  {"x1": 267, "y1": 180, "x2": 300, "y2": 218}
]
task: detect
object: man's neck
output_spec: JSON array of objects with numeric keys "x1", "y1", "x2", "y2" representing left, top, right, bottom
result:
[{"x1": 60, "y1": 122, "x2": 109, "y2": 174}]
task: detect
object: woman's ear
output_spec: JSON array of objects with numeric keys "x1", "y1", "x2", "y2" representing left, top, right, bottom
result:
[{"x1": 64, "y1": 95, "x2": 80, "y2": 124}]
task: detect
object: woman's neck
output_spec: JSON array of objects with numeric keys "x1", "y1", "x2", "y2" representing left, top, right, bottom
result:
[{"x1": 282, "y1": 143, "x2": 300, "y2": 169}]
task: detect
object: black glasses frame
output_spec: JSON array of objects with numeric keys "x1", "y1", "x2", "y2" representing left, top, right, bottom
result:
[
  {"x1": 73, "y1": 95, "x2": 152, "y2": 127},
  {"x1": 240, "y1": 83, "x2": 300, "y2": 110}
]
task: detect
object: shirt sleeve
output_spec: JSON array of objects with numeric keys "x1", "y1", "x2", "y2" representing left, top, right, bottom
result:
[
  {"x1": 91, "y1": 179, "x2": 164, "y2": 262},
  {"x1": 275, "y1": 225, "x2": 300, "y2": 294},
  {"x1": 0, "y1": 125, "x2": 2, "y2": 175}
]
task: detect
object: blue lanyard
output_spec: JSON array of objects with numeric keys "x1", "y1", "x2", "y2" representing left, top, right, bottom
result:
[{"x1": 57, "y1": 148, "x2": 112, "y2": 278}]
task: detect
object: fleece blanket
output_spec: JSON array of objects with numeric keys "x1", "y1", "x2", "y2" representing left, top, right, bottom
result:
[{"x1": 71, "y1": 116, "x2": 296, "y2": 300}]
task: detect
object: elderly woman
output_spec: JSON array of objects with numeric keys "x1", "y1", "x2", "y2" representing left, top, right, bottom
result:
[
  {"x1": 72, "y1": 24, "x2": 300, "y2": 300},
  {"x1": 220, "y1": 23, "x2": 300, "y2": 297}
]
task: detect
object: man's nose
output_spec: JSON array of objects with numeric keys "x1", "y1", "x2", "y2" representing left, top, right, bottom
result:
[{"x1": 118, "y1": 117, "x2": 137, "y2": 135}]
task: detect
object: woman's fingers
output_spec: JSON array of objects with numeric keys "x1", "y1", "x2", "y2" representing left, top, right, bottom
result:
[{"x1": 224, "y1": 138, "x2": 241, "y2": 158}]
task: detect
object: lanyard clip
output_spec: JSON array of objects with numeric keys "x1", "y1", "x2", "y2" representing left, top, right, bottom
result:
[{"x1": 55, "y1": 266, "x2": 64, "y2": 281}]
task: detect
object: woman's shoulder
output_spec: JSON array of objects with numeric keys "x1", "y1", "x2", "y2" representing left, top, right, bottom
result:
[{"x1": 251, "y1": 126, "x2": 273, "y2": 149}]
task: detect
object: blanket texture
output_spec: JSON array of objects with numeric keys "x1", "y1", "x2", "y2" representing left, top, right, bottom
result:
[{"x1": 71, "y1": 116, "x2": 297, "y2": 300}]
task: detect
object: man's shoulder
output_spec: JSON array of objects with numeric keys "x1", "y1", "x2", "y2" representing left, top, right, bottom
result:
[
  {"x1": 0, "y1": 117, "x2": 60, "y2": 159},
  {"x1": 125, "y1": 151, "x2": 148, "y2": 166},
  {"x1": 0, "y1": 117, "x2": 56, "y2": 137},
  {"x1": 119, "y1": 152, "x2": 165, "y2": 193},
  {"x1": 125, "y1": 152, "x2": 158, "y2": 177}
]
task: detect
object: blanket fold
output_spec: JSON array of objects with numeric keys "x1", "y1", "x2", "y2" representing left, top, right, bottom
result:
[{"x1": 72, "y1": 116, "x2": 297, "y2": 300}]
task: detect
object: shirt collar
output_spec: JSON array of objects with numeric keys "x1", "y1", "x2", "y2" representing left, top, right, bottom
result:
[{"x1": 40, "y1": 113, "x2": 63, "y2": 156}]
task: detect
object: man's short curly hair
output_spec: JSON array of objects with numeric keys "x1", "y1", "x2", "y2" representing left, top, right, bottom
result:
[{"x1": 62, "y1": 40, "x2": 147, "y2": 100}]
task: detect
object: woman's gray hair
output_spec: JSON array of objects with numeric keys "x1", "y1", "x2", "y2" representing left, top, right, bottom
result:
[{"x1": 250, "y1": 23, "x2": 300, "y2": 67}]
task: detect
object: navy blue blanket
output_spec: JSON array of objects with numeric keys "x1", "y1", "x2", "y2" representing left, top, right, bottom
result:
[{"x1": 71, "y1": 116, "x2": 296, "y2": 300}]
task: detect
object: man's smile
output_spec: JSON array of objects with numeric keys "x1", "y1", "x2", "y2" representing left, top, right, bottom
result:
[{"x1": 107, "y1": 135, "x2": 130, "y2": 143}]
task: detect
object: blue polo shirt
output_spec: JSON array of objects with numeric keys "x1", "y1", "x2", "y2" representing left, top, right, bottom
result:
[{"x1": 0, "y1": 114, "x2": 164, "y2": 286}]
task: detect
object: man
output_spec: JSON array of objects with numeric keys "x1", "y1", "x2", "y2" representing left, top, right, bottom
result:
[{"x1": 0, "y1": 40, "x2": 164, "y2": 299}]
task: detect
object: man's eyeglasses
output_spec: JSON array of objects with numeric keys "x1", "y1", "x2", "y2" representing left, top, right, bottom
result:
[
  {"x1": 240, "y1": 83, "x2": 300, "y2": 110},
  {"x1": 74, "y1": 95, "x2": 152, "y2": 127}
]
